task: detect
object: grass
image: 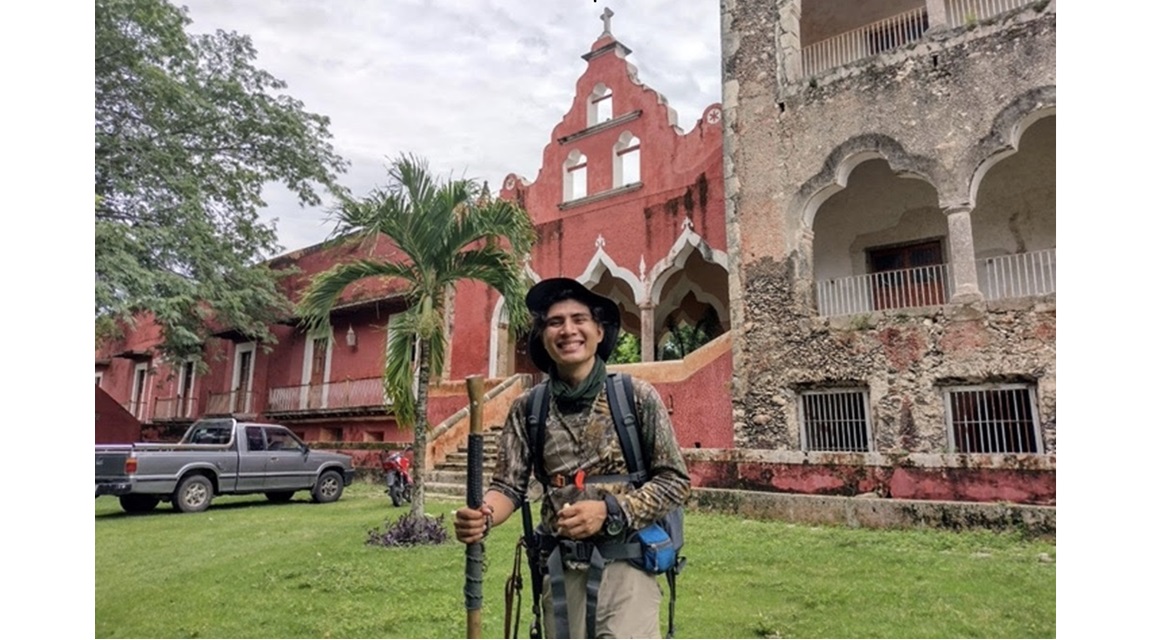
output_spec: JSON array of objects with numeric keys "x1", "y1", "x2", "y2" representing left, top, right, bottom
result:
[{"x1": 96, "y1": 484, "x2": 1055, "y2": 638}]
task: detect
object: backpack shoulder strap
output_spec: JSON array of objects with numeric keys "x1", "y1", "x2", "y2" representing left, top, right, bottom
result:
[
  {"x1": 605, "y1": 372, "x2": 648, "y2": 484},
  {"x1": 607, "y1": 374, "x2": 684, "y2": 639},
  {"x1": 526, "y1": 382, "x2": 549, "y2": 484}
]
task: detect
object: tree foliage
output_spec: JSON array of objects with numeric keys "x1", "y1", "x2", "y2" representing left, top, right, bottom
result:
[
  {"x1": 610, "y1": 331, "x2": 641, "y2": 364},
  {"x1": 299, "y1": 154, "x2": 535, "y2": 518},
  {"x1": 659, "y1": 306, "x2": 723, "y2": 360},
  {"x1": 95, "y1": 0, "x2": 347, "y2": 359}
]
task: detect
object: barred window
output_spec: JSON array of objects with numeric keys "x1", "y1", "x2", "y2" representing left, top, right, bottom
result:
[
  {"x1": 799, "y1": 389, "x2": 873, "y2": 452},
  {"x1": 945, "y1": 384, "x2": 1041, "y2": 454}
]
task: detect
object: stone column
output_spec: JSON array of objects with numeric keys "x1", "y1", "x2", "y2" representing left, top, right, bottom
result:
[
  {"x1": 777, "y1": 0, "x2": 802, "y2": 85},
  {"x1": 945, "y1": 206, "x2": 982, "y2": 303},
  {"x1": 925, "y1": 0, "x2": 948, "y2": 32},
  {"x1": 796, "y1": 228, "x2": 815, "y2": 311},
  {"x1": 640, "y1": 303, "x2": 655, "y2": 362}
]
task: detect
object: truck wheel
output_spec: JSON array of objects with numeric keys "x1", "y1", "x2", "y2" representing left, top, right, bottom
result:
[
  {"x1": 265, "y1": 491, "x2": 295, "y2": 503},
  {"x1": 173, "y1": 474, "x2": 214, "y2": 513},
  {"x1": 119, "y1": 494, "x2": 160, "y2": 514},
  {"x1": 388, "y1": 483, "x2": 403, "y2": 507},
  {"x1": 311, "y1": 470, "x2": 344, "y2": 504}
]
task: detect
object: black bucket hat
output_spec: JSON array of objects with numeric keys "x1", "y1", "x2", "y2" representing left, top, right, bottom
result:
[{"x1": 525, "y1": 277, "x2": 621, "y2": 373}]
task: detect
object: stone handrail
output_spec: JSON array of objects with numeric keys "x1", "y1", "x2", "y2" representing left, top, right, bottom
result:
[
  {"x1": 605, "y1": 331, "x2": 731, "y2": 383},
  {"x1": 424, "y1": 374, "x2": 533, "y2": 469}
]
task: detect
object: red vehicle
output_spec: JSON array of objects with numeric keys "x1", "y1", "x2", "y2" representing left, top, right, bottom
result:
[{"x1": 381, "y1": 447, "x2": 413, "y2": 507}]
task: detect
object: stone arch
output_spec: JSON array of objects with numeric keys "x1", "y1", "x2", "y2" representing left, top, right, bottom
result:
[
  {"x1": 647, "y1": 220, "x2": 731, "y2": 359},
  {"x1": 653, "y1": 276, "x2": 728, "y2": 342},
  {"x1": 587, "y1": 272, "x2": 644, "y2": 343},
  {"x1": 792, "y1": 134, "x2": 944, "y2": 231},
  {"x1": 965, "y1": 108, "x2": 1055, "y2": 298},
  {"x1": 803, "y1": 151, "x2": 949, "y2": 316},
  {"x1": 575, "y1": 240, "x2": 644, "y2": 304},
  {"x1": 963, "y1": 86, "x2": 1057, "y2": 207},
  {"x1": 573, "y1": 242, "x2": 644, "y2": 341},
  {"x1": 487, "y1": 263, "x2": 542, "y2": 377},
  {"x1": 653, "y1": 289, "x2": 727, "y2": 361},
  {"x1": 648, "y1": 220, "x2": 729, "y2": 306}
]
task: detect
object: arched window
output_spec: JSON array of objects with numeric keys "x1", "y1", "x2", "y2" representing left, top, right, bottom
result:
[
  {"x1": 564, "y1": 150, "x2": 588, "y2": 201},
  {"x1": 614, "y1": 132, "x2": 641, "y2": 187},
  {"x1": 587, "y1": 83, "x2": 613, "y2": 127}
]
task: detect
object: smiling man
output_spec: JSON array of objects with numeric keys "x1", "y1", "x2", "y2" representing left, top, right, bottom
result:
[{"x1": 454, "y1": 277, "x2": 691, "y2": 638}]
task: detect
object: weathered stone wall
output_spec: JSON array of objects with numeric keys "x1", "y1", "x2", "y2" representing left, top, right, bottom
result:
[
  {"x1": 737, "y1": 270, "x2": 1056, "y2": 452},
  {"x1": 685, "y1": 447, "x2": 1056, "y2": 505},
  {"x1": 689, "y1": 487, "x2": 1056, "y2": 536},
  {"x1": 722, "y1": 1, "x2": 1056, "y2": 457}
]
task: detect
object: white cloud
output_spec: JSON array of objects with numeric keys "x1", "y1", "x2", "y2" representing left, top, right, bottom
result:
[{"x1": 180, "y1": 0, "x2": 722, "y2": 253}]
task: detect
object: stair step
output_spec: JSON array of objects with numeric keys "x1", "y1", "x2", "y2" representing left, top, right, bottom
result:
[
  {"x1": 445, "y1": 453, "x2": 498, "y2": 463},
  {"x1": 445, "y1": 446, "x2": 500, "y2": 456},
  {"x1": 426, "y1": 469, "x2": 495, "y2": 484},
  {"x1": 426, "y1": 427, "x2": 507, "y2": 499},
  {"x1": 442, "y1": 455, "x2": 499, "y2": 467},
  {"x1": 424, "y1": 482, "x2": 468, "y2": 499}
]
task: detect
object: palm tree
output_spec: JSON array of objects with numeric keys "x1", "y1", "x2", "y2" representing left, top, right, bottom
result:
[{"x1": 298, "y1": 154, "x2": 535, "y2": 518}]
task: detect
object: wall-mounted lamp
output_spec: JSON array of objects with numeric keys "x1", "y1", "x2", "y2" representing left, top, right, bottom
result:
[{"x1": 346, "y1": 325, "x2": 358, "y2": 349}]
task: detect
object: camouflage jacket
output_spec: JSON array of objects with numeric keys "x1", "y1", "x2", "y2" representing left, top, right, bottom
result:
[{"x1": 489, "y1": 376, "x2": 691, "y2": 539}]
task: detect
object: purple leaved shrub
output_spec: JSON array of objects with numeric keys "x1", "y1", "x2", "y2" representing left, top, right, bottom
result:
[{"x1": 366, "y1": 512, "x2": 449, "y2": 547}]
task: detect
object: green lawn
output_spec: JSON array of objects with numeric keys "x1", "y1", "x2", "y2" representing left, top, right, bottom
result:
[{"x1": 95, "y1": 484, "x2": 1055, "y2": 638}]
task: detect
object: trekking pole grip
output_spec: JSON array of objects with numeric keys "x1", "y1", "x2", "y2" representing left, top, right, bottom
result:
[{"x1": 465, "y1": 376, "x2": 486, "y2": 638}]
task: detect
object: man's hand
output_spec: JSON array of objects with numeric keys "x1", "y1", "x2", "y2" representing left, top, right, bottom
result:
[
  {"x1": 555, "y1": 500, "x2": 608, "y2": 539},
  {"x1": 454, "y1": 503, "x2": 492, "y2": 544}
]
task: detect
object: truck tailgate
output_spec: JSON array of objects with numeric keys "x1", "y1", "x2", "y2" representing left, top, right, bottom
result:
[{"x1": 95, "y1": 446, "x2": 132, "y2": 482}]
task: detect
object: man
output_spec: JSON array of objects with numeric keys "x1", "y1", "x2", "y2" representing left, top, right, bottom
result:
[{"x1": 454, "y1": 277, "x2": 691, "y2": 638}]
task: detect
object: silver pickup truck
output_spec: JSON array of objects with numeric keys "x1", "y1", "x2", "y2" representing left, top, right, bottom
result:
[{"x1": 95, "y1": 418, "x2": 355, "y2": 514}]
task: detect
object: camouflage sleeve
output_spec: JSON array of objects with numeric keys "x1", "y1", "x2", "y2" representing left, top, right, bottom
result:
[
  {"x1": 617, "y1": 378, "x2": 691, "y2": 530},
  {"x1": 487, "y1": 392, "x2": 533, "y2": 510}
]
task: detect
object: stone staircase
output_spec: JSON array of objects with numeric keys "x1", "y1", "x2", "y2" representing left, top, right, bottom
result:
[{"x1": 424, "y1": 426, "x2": 503, "y2": 501}]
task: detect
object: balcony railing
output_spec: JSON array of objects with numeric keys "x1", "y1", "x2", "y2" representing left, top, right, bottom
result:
[
  {"x1": 979, "y1": 248, "x2": 1055, "y2": 301},
  {"x1": 266, "y1": 377, "x2": 391, "y2": 413},
  {"x1": 945, "y1": 0, "x2": 1033, "y2": 28},
  {"x1": 123, "y1": 399, "x2": 149, "y2": 421},
  {"x1": 205, "y1": 391, "x2": 257, "y2": 416},
  {"x1": 802, "y1": 7, "x2": 930, "y2": 77},
  {"x1": 816, "y1": 263, "x2": 953, "y2": 317},
  {"x1": 153, "y1": 396, "x2": 197, "y2": 421},
  {"x1": 800, "y1": 0, "x2": 1037, "y2": 78}
]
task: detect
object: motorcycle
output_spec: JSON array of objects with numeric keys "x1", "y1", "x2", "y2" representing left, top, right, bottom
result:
[{"x1": 381, "y1": 447, "x2": 413, "y2": 507}]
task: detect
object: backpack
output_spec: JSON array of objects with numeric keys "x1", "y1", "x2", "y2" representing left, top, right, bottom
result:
[{"x1": 525, "y1": 372, "x2": 686, "y2": 638}]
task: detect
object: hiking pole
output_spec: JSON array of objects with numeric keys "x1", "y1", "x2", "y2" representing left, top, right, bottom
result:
[{"x1": 465, "y1": 375, "x2": 486, "y2": 639}]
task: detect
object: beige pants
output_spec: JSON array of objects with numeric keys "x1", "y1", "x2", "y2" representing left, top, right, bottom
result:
[{"x1": 541, "y1": 559, "x2": 662, "y2": 639}]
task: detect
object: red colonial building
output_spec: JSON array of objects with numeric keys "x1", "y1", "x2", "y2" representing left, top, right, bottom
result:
[
  {"x1": 95, "y1": 5, "x2": 1055, "y2": 508},
  {"x1": 95, "y1": 16, "x2": 733, "y2": 458}
]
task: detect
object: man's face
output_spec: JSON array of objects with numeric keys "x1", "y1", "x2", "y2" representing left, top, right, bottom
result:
[{"x1": 541, "y1": 298, "x2": 604, "y2": 370}]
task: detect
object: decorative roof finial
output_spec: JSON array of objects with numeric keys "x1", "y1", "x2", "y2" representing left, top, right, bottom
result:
[{"x1": 600, "y1": 7, "x2": 614, "y2": 38}]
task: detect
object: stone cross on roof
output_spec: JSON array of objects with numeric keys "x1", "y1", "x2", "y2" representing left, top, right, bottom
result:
[{"x1": 600, "y1": 7, "x2": 614, "y2": 37}]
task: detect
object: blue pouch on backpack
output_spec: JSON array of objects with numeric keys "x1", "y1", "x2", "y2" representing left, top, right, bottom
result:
[{"x1": 629, "y1": 521, "x2": 678, "y2": 574}]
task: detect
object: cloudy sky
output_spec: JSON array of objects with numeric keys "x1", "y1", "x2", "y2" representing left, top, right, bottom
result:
[{"x1": 178, "y1": 0, "x2": 723, "y2": 253}]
